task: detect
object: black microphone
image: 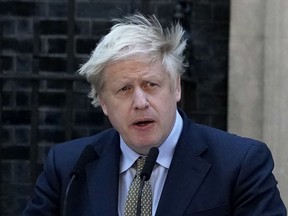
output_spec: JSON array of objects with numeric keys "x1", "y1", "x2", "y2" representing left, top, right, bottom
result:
[
  {"x1": 62, "y1": 145, "x2": 97, "y2": 216},
  {"x1": 136, "y1": 147, "x2": 159, "y2": 216},
  {"x1": 140, "y1": 147, "x2": 159, "y2": 181},
  {"x1": 70, "y1": 145, "x2": 98, "y2": 179}
]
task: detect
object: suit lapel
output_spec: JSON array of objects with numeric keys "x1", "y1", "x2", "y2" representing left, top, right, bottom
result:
[
  {"x1": 156, "y1": 116, "x2": 211, "y2": 216},
  {"x1": 85, "y1": 131, "x2": 120, "y2": 216}
]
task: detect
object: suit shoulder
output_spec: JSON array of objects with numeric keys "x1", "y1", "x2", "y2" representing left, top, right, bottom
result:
[
  {"x1": 48, "y1": 128, "x2": 118, "y2": 164},
  {"x1": 185, "y1": 122, "x2": 273, "y2": 174},
  {"x1": 43, "y1": 128, "x2": 118, "y2": 179},
  {"x1": 55, "y1": 128, "x2": 117, "y2": 149},
  {"x1": 187, "y1": 121, "x2": 267, "y2": 154}
]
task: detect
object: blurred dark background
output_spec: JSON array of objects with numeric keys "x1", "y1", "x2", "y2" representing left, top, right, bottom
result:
[{"x1": 0, "y1": 0, "x2": 230, "y2": 215}]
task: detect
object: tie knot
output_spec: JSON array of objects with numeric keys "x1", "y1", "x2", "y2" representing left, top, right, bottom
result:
[{"x1": 135, "y1": 157, "x2": 146, "y2": 174}]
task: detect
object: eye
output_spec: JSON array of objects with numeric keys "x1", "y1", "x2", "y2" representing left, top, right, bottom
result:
[
  {"x1": 117, "y1": 85, "x2": 132, "y2": 93},
  {"x1": 144, "y1": 82, "x2": 158, "y2": 89},
  {"x1": 147, "y1": 82, "x2": 157, "y2": 87}
]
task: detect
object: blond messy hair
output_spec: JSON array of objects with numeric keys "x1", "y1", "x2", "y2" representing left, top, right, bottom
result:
[{"x1": 78, "y1": 13, "x2": 187, "y2": 107}]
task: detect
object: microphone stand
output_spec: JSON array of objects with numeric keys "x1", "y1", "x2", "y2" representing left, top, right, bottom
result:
[
  {"x1": 62, "y1": 174, "x2": 76, "y2": 216},
  {"x1": 61, "y1": 145, "x2": 97, "y2": 216}
]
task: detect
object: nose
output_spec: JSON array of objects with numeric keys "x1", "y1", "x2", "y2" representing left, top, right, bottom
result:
[{"x1": 132, "y1": 87, "x2": 149, "y2": 109}]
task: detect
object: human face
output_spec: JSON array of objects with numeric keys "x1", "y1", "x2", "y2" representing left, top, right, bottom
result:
[{"x1": 99, "y1": 59, "x2": 181, "y2": 154}]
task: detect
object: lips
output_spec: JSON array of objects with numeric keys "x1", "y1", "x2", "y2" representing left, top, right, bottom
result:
[
  {"x1": 132, "y1": 118, "x2": 155, "y2": 127},
  {"x1": 134, "y1": 120, "x2": 154, "y2": 126}
]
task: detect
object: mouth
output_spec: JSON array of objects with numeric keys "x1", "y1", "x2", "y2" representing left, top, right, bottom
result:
[{"x1": 133, "y1": 120, "x2": 155, "y2": 127}]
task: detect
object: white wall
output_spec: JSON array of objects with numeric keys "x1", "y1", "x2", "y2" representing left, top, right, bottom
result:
[{"x1": 229, "y1": 0, "x2": 288, "y2": 207}]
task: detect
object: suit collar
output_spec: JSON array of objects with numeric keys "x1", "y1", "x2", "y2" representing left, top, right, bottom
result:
[
  {"x1": 177, "y1": 109, "x2": 208, "y2": 155},
  {"x1": 156, "y1": 110, "x2": 211, "y2": 215}
]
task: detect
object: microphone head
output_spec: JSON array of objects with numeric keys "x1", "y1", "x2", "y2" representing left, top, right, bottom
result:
[
  {"x1": 71, "y1": 145, "x2": 98, "y2": 179},
  {"x1": 140, "y1": 147, "x2": 159, "y2": 181}
]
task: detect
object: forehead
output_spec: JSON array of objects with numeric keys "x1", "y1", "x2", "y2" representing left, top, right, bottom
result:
[{"x1": 103, "y1": 59, "x2": 168, "y2": 80}]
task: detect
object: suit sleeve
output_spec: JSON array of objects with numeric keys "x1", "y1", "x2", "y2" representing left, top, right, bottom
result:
[
  {"x1": 22, "y1": 145, "x2": 61, "y2": 216},
  {"x1": 232, "y1": 142, "x2": 287, "y2": 215}
]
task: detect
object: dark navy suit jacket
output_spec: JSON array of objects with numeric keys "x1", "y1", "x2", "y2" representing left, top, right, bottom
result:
[{"x1": 23, "y1": 111, "x2": 286, "y2": 215}]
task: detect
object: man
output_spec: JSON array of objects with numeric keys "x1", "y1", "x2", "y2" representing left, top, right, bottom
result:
[{"x1": 23, "y1": 13, "x2": 286, "y2": 215}]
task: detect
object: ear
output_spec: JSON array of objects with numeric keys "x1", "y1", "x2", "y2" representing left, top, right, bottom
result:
[
  {"x1": 99, "y1": 97, "x2": 108, "y2": 116},
  {"x1": 175, "y1": 75, "x2": 182, "y2": 102}
]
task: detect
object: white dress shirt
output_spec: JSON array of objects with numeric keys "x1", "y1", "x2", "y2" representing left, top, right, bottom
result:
[{"x1": 118, "y1": 110, "x2": 183, "y2": 216}]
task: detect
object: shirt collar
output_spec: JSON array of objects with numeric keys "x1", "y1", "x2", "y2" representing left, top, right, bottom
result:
[{"x1": 119, "y1": 110, "x2": 183, "y2": 174}]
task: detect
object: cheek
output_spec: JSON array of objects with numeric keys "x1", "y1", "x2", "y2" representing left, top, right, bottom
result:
[
  {"x1": 106, "y1": 110, "x2": 128, "y2": 133},
  {"x1": 164, "y1": 87, "x2": 181, "y2": 104},
  {"x1": 101, "y1": 99, "x2": 130, "y2": 120}
]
